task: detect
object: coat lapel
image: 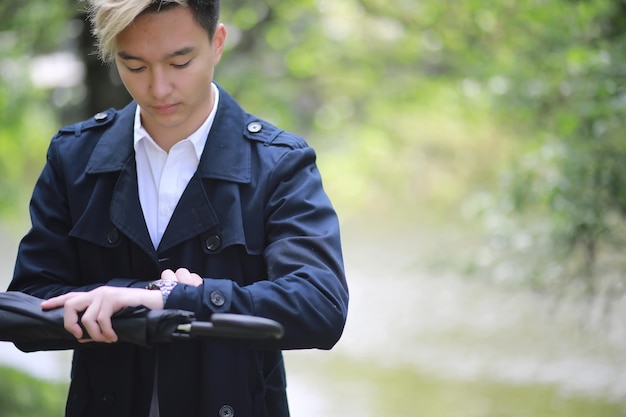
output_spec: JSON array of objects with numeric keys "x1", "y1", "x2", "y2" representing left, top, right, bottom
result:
[
  {"x1": 109, "y1": 158, "x2": 156, "y2": 256},
  {"x1": 85, "y1": 102, "x2": 155, "y2": 256},
  {"x1": 158, "y1": 86, "x2": 252, "y2": 252},
  {"x1": 157, "y1": 173, "x2": 220, "y2": 252},
  {"x1": 195, "y1": 86, "x2": 252, "y2": 183}
]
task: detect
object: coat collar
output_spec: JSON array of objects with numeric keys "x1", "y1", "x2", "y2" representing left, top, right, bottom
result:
[
  {"x1": 84, "y1": 85, "x2": 252, "y2": 254},
  {"x1": 85, "y1": 84, "x2": 252, "y2": 184}
]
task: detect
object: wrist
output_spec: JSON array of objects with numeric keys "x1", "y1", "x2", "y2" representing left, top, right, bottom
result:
[{"x1": 143, "y1": 289, "x2": 166, "y2": 310}]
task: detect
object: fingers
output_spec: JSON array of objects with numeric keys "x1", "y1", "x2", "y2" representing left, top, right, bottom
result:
[
  {"x1": 174, "y1": 268, "x2": 203, "y2": 286},
  {"x1": 41, "y1": 287, "x2": 149, "y2": 343},
  {"x1": 77, "y1": 294, "x2": 118, "y2": 343},
  {"x1": 57, "y1": 289, "x2": 117, "y2": 343},
  {"x1": 41, "y1": 292, "x2": 86, "y2": 339},
  {"x1": 161, "y1": 268, "x2": 202, "y2": 286},
  {"x1": 161, "y1": 269, "x2": 177, "y2": 281},
  {"x1": 40, "y1": 292, "x2": 74, "y2": 310}
]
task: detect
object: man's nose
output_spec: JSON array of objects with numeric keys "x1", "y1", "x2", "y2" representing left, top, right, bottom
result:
[{"x1": 149, "y1": 69, "x2": 173, "y2": 99}]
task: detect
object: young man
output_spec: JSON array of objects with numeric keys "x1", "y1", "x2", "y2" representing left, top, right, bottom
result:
[{"x1": 8, "y1": 1, "x2": 348, "y2": 416}]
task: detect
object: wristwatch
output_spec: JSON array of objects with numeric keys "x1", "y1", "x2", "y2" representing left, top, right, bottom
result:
[{"x1": 146, "y1": 279, "x2": 178, "y2": 304}]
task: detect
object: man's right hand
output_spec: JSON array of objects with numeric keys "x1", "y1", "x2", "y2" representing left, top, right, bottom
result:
[
  {"x1": 39, "y1": 268, "x2": 201, "y2": 343},
  {"x1": 40, "y1": 286, "x2": 164, "y2": 343}
]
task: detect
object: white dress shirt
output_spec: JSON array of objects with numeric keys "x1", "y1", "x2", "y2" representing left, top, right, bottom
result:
[{"x1": 134, "y1": 83, "x2": 219, "y2": 249}]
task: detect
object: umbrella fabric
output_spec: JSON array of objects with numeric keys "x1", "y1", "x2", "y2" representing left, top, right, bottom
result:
[{"x1": 0, "y1": 291, "x2": 194, "y2": 352}]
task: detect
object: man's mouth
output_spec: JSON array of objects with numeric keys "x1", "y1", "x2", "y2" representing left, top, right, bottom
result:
[{"x1": 153, "y1": 103, "x2": 178, "y2": 114}]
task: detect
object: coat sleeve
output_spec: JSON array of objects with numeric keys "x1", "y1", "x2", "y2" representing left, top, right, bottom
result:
[
  {"x1": 8, "y1": 137, "x2": 139, "y2": 298},
  {"x1": 166, "y1": 145, "x2": 349, "y2": 350}
]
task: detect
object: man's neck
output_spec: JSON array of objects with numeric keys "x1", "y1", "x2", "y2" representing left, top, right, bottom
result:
[{"x1": 142, "y1": 88, "x2": 216, "y2": 153}]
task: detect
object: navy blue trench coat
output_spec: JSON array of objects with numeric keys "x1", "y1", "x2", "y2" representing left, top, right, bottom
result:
[{"x1": 9, "y1": 85, "x2": 348, "y2": 417}]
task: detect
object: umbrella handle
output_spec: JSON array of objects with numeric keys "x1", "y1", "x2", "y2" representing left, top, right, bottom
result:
[{"x1": 174, "y1": 313, "x2": 284, "y2": 340}]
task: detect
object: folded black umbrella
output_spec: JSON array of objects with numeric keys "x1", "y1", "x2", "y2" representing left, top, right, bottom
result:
[{"x1": 0, "y1": 291, "x2": 283, "y2": 352}]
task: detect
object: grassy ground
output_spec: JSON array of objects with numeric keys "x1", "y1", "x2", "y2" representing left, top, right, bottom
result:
[
  {"x1": 286, "y1": 351, "x2": 626, "y2": 417},
  {"x1": 0, "y1": 366, "x2": 67, "y2": 417}
]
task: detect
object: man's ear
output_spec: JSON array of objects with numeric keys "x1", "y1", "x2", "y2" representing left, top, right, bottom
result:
[{"x1": 212, "y1": 23, "x2": 227, "y2": 59}]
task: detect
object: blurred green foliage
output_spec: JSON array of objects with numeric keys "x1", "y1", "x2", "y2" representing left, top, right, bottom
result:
[
  {"x1": 296, "y1": 355, "x2": 626, "y2": 417},
  {"x1": 3, "y1": 0, "x2": 626, "y2": 290},
  {"x1": 0, "y1": 2, "x2": 72, "y2": 220},
  {"x1": 437, "y1": 1, "x2": 626, "y2": 291},
  {"x1": 0, "y1": 366, "x2": 67, "y2": 417}
]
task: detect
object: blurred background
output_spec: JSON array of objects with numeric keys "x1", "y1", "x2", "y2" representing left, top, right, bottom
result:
[{"x1": 1, "y1": 0, "x2": 626, "y2": 415}]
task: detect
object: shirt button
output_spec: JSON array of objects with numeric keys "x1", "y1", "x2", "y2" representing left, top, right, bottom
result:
[
  {"x1": 247, "y1": 121, "x2": 262, "y2": 133},
  {"x1": 210, "y1": 291, "x2": 225, "y2": 307},
  {"x1": 219, "y1": 405, "x2": 235, "y2": 417},
  {"x1": 204, "y1": 235, "x2": 221, "y2": 251}
]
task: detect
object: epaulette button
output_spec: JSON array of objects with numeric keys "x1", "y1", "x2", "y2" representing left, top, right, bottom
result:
[
  {"x1": 247, "y1": 122, "x2": 262, "y2": 133},
  {"x1": 94, "y1": 112, "x2": 108, "y2": 122}
]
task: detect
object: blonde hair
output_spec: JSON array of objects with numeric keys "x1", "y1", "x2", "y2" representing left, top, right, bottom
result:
[{"x1": 84, "y1": 0, "x2": 220, "y2": 63}]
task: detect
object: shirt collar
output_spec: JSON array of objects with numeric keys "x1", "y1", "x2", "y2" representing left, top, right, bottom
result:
[
  {"x1": 87, "y1": 83, "x2": 252, "y2": 184},
  {"x1": 133, "y1": 82, "x2": 220, "y2": 159}
]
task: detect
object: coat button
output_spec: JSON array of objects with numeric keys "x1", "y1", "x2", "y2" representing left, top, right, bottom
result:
[
  {"x1": 219, "y1": 405, "x2": 235, "y2": 417},
  {"x1": 102, "y1": 392, "x2": 116, "y2": 406},
  {"x1": 247, "y1": 121, "x2": 262, "y2": 133},
  {"x1": 94, "y1": 112, "x2": 108, "y2": 122},
  {"x1": 107, "y1": 227, "x2": 120, "y2": 245},
  {"x1": 204, "y1": 235, "x2": 221, "y2": 251},
  {"x1": 210, "y1": 291, "x2": 225, "y2": 307}
]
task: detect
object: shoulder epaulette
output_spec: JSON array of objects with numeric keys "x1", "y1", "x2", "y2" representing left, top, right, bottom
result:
[
  {"x1": 243, "y1": 117, "x2": 307, "y2": 149},
  {"x1": 58, "y1": 108, "x2": 117, "y2": 137}
]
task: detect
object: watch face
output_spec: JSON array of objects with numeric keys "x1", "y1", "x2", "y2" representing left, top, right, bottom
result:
[
  {"x1": 147, "y1": 279, "x2": 178, "y2": 304},
  {"x1": 147, "y1": 279, "x2": 177, "y2": 290}
]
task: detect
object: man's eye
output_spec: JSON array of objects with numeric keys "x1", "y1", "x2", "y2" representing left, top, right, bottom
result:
[
  {"x1": 127, "y1": 66, "x2": 145, "y2": 73},
  {"x1": 172, "y1": 60, "x2": 192, "y2": 69}
]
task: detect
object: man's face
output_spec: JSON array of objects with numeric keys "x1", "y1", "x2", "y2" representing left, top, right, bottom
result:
[{"x1": 115, "y1": 6, "x2": 226, "y2": 145}]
